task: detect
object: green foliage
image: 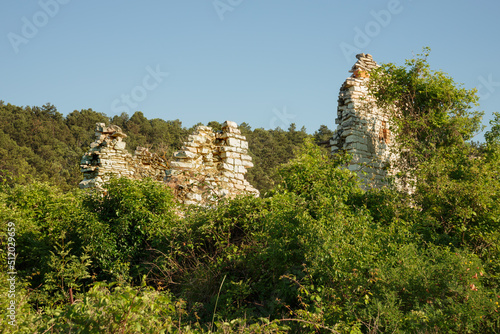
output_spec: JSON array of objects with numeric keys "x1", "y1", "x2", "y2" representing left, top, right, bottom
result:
[
  {"x1": 369, "y1": 47, "x2": 483, "y2": 170},
  {"x1": 41, "y1": 239, "x2": 91, "y2": 306},
  {"x1": 82, "y1": 177, "x2": 178, "y2": 282},
  {"x1": 313, "y1": 124, "x2": 334, "y2": 144},
  {"x1": 2, "y1": 138, "x2": 500, "y2": 332},
  {"x1": 485, "y1": 111, "x2": 500, "y2": 146},
  {"x1": 0, "y1": 103, "x2": 78, "y2": 189},
  {"x1": 0, "y1": 182, "x2": 87, "y2": 293},
  {"x1": 1, "y1": 49, "x2": 500, "y2": 332},
  {"x1": 242, "y1": 124, "x2": 315, "y2": 193},
  {"x1": 30, "y1": 283, "x2": 193, "y2": 334},
  {"x1": 369, "y1": 48, "x2": 500, "y2": 252}
]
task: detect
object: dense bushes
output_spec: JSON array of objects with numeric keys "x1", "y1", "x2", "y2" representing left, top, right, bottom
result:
[
  {"x1": 1, "y1": 137, "x2": 499, "y2": 332},
  {"x1": 1, "y1": 50, "x2": 500, "y2": 332}
]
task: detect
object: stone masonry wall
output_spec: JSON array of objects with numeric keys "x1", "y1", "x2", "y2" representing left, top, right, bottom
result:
[
  {"x1": 165, "y1": 120, "x2": 259, "y2": 205},
  {"x1": 79, "y1": 123, "x2": 168, "y2": 189},
  {"x1": 80, "y1": 121, "x2": 259, "y2": 205},
  {"x1": 330, "y1": 53, "x2": 395, "y2": 187}
]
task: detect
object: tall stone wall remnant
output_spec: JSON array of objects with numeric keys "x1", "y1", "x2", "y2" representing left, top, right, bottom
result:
[
  {"x1": 330, "y1": 53, "x2": 396, "y2": 187},
  {"x1": 79, "y1": 121, "x2": 259, "y2": 205}
]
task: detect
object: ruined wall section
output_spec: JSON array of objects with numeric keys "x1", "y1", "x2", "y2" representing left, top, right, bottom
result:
[
  {"x1": 80, "y1": 121, "x2": 259, "y2": 205},
  {"x1": 79, "y1": 123, "x2": 167, "y2": 189},
  {"x1": 166, "y1": 121, "x2": 258, "y2": 205},
  {"x1": 330, "y1": 53, "x2": 395, "y2": 187}
]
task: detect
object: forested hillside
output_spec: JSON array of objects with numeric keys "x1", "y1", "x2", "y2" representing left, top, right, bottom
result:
[
  {"x1": 0, "y1": 102, "x2": 331, "y2": 193},
  {"x1": 1, "y1": 52, "x2": 500, "y2": 333}
]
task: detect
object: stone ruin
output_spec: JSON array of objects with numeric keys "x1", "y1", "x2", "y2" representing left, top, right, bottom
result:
[
  {"x1": 80, "y1": 53, "x2": 398, "y2": 200},
  {"x1": 328, "y1": 53, "x2": 396, "y2": 187},
  {"x1": 166, "y1": 121, "x2": 259, "y2": 205},
  {"x1": 79, "y1": 123, "x2": 168, "y2": 189},
  {"x1": 79, "y1": 121, "x2": 259, "y2": 205}
]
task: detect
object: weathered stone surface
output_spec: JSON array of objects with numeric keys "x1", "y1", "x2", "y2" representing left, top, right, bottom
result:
[{"x1": 226, "y1": 138, "x2": 241, "y2": 147}]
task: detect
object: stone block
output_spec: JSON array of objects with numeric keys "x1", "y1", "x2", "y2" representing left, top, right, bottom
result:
[
  {"x1": 114, "y1": 142, "x2": 126, "y2": 150},
  {"x1": 170, "y1": 161, "x2": 194, "y2": 170},
  {"x1": 218, "y1": 163, "x2": 233, "y2": 171},
  {"x1": 222, "y1": 171, "x2": 235, "y2": 178},
  {"x1": 196, "y1": 126, "x2": 212, "y2": 132},
  {"x1": 356, "y1": 143, "x2": 368, "y2": 152},
  {"x1": 219, "y1": 146, "x2": 237, "y2": 153},
  {"x1": 234, "y1": 183, "x2": 246, "y2": 190},
  {"x1": 222, "y1": 120, "x2": 238, "y2": 129},
  {"x1": 174, "y1": 151, "x2": 197, "y2": 159},
  {"x1": 220, "y1": 151, "x2": 239, "y2": 159},
  {"x1": 199, "y1": 147, "x2": 211, "y2": 154},
  {"x1": 236, "y1": 148, "x2": 248, "y2": 154},
  {"x1": 345, "y1": 135, "x2": 361, "y2": 144},
  {"x1": 185, "y1": 141, "x2": 201, "y2": 148},
  {"x1": 241, "y1": 160, "x2": 254, "y2": 168},
  {"x1": 347, "y1": 164, "x2": 360, "y2": 171},
  {"x1": 234, "y1": 165, "x2": 247, "y2": 173},
  {"x1": 186, "y1": 193, "x2": 202, "y2": 202},
  {"x1": 226, "y1": 137, "x2": 241, "y2": 147}
]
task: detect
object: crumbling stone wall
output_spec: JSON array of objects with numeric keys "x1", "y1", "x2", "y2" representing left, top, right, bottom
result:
[
  {"x1": 79, "y1": 123, "x2": 168, "y2": 189},
  {"x1": 166, "y1": 120, "x2": 258, "y2": 205},
  {"x1": 330, "y1": 53, "x2": 395, "y2": 187},
  {"x1": 80, "y1": 121, "x2": 259, "y2": 205}
]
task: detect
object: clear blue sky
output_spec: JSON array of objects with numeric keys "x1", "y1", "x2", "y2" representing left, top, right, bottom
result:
[{"x1": 1, "y1": 0, "x2": 499, "y2": 140}]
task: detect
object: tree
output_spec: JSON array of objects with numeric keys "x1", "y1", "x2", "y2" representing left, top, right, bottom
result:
[
  {"x1": 313, "y1": 124, "x2": 334, "y2": 144},
  {"x1": 485, "y1": 112, "x2": 500, "y2": 146},
  {"x1": 206, "y1": 120, "x2": 222, "y2": 131},
  {"x1": 368, "y1": 48, "x2": 500, "y2": 253},
  {"x1": 368, "y1": 47, "x2": 483, "y2": 171},
  {"x1": 66, "y1": 108, "x2": 110, "y2": 148}
]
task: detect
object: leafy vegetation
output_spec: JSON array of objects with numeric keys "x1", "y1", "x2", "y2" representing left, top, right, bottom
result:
[{"x1": 1, "y1": 50, "x2": 500, "y2": 333}]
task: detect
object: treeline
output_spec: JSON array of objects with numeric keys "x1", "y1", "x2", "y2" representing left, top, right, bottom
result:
[{"x1": 0, "y1": 101, "x2": 332, "y2": 192}]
